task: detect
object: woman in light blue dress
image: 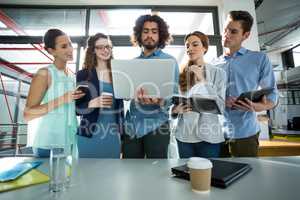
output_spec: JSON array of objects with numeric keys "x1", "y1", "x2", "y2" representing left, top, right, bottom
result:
[
  {"x1": 76, "y1": 33, "x2": 124, "y2": 158},
  {"x1": 24, "y1": 29, "x2": 85, "y2": 157}
]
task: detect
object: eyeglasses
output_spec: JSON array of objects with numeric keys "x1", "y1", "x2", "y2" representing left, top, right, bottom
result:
[{"x1": 95, "y1": 45, "x2": 113, "y2": 51}]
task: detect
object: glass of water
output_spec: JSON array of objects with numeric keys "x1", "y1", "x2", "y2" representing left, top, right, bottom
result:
[{"x1": 49, "y1": 146, "x2": 72, "y2": 192}]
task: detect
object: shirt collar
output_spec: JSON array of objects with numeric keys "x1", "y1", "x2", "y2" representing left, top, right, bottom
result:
[
  {"x1": 139, "y1": 48, "x2": 162, "y2": 58},
  {"x1": 222, "y1": 47, "x2": 247, "y2": 59},
  {"x1": 237, "y1": 47, "x2": 247, "y2": 55}
]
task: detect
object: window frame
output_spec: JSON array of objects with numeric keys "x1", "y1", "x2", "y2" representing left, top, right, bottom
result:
[{"x1": 0, "y1": 5, "x2": 222, "y2": 72}]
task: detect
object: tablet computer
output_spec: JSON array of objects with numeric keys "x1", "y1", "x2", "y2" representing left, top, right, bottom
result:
[
  {"x1": 76, "y1": 84, "x2": 89, "y2": 94},
  {"x1": 172, "y1": 94, "x2": 221, "y2": 114},
  {"x1": 0, "y1": 161, "x2": 43, "y2": 182},
  {"x1": 111, "y1": 59, "x2": 176, "y2": 99},
  {"x1": 237, "y1": 87, "x2": 273, "y2": 102}
]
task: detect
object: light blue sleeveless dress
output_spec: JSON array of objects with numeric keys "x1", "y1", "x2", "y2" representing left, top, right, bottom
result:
[
  {"x1": 77, "y1": 80, "x2": 121, "y2": 158},
  {"x1": 27, "y1": 64, "x2": 78, "y2": 157}
]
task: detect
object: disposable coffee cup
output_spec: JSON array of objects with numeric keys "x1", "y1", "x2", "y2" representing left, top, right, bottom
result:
[
  {"x1": 101, "y1": 92, "x2": 113, "y2": 108},
  {"x1": 187, "y1": 157, "x2": 213, "y2": 193}
]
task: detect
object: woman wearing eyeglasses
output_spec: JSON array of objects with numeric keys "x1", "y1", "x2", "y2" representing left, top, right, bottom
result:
[
  {"x1": 171, "y1": 31, "x2": 226, "y2": 158},
  {"x1": 76, "y1": 33, "x2": 124, "y2": 158}
]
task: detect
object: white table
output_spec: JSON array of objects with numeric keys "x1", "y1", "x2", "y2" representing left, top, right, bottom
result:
[{"x1": 1, "y1": 157, "x2": 300, "y2": 200}]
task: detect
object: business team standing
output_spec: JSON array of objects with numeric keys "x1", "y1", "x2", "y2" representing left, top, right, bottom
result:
[{"x1": 25, "y1": 10, "x2": 278, "y2": 159}]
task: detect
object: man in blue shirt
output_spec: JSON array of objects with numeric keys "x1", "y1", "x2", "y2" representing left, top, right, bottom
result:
[
  {"x1": 213, "y1": 10, "x2": 278, "y2": 157},
  {"x1": 122, "y1": 14, "x2": 179, "y2": 158}
]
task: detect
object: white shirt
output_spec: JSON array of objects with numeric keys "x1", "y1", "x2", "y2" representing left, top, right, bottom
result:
[{"x1": 174, "y1": 64, "x2": 226, "y2": 144}]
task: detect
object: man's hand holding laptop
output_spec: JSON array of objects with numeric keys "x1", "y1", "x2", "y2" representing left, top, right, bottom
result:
[{"x1": 135, "y1": 87, "x2": 165, "y2": 106}]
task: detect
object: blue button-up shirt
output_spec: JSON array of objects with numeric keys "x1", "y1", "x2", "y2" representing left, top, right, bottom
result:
[
  {"x1": 125, "y1": 49, "x2": 179, "y2": 138},
  {"x1": 212, "y1": 47, "x2": 278, "y2": 139}
]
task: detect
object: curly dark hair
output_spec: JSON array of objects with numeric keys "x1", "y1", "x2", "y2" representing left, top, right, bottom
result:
[
  {"x1": 179, "y1": 31, "x2": 209, "y2": 92},
  {"x1": 131, "y1": 14, "x2": 172, "y2": 49},
  {"x1": 83, "y1": 33, "x2": 112, "y2": 80}
]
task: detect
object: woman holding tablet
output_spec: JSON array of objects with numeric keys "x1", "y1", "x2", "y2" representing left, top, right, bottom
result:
[
  {"x1": 76, "y1": 33, "x2": 124, "y2": 158},
  {"x1": 171, "y1": 31, "x2": 226, "y2": 158}
]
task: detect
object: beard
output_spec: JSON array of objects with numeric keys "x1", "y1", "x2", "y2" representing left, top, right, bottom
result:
[{"x1": 142, "y1": 39, "x2": 159, "y2": 50}]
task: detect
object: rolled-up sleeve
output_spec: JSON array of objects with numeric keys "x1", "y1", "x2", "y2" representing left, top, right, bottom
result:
[{"x1": 258, "y1": 53, "x2": 278, "y2": 104}]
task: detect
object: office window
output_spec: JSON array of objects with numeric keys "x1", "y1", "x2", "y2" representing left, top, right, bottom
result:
[
  {"x1": 292, "y1": 45, "x2": 300, "y2": 68},
  {"x1": 282, "y1": 45, "x2": 300, "y2": 69},
  {"x1": 0, "y1": 18, "x2": 16, "y2": 35},
  {"x1": 19, "y1": 82, "x2": 29, "y2": 98},
  {"x1": 294, "y1": 90, "x2": 300, "y2": 105},
  {"x1": 157, "y1": 12, "x2": 214, "y2": 35},
  {"x1": 0, "y1": 75, "x2": 17, "y2": 124},
  {"x1": 89, "y1": 9, "x2": 215, "y2": 35},
  {"x1": 89, "y1": 9, "x2": 151, "y2": 35},
  {"x1": 0, "y1": 43, "x2": 78, "y2": 74},
  {"x1": 0, "y1": 75, "x2": 18, "y2": 94},
  {"x1": 1, "y1": 8, "x2": 86, "y2": 36},
  {"x1": 0, "y1": 6, "x2": 221, "y2": 74}
]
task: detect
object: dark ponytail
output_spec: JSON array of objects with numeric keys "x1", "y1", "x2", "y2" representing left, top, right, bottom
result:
[{"x1": 43, "y1": 28, "x2": 66, "y2": 51}]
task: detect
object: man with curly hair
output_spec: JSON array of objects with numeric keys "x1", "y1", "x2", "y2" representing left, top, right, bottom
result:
[{"x1": 123, "y1": 14, "x2": 179, "y2": 158}]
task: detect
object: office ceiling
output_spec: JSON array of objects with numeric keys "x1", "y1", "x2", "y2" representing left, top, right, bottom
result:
[{"x1": 256, "y1": 0, "x2": 300, "y2": 48}]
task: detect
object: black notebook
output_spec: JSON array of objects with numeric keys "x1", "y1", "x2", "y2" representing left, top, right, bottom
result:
[
  {"x1": 171, "y1": 159, "x2": 252, "y2": 188},
  {"x1": 172, "y1": 95, "x2": 221, "y2": 114},
  {"x1": 236, "y1": 87, "x2": 273, "y2": 103}
]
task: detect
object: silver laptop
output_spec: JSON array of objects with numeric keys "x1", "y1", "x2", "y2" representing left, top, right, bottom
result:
[{"x1": 111, "y1": 59, "x2": 176, "y2": 99}]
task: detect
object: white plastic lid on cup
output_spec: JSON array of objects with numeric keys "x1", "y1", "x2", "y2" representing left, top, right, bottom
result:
[
  {"x1": 101, "y1": 92, "x2": 113, "y2": 96},
  {"x1": 187, "y1": 157, "x2": 213, "y2": 169}
]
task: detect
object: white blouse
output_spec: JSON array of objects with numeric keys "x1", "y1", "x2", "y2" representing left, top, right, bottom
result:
[{"x1": 174, "y1": 64, "x2": 226, "y2": 144}]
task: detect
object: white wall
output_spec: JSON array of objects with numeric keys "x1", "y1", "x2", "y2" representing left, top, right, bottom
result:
[{"x1": 221, "y1": 0, "x2": 259, "y2": 51}]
